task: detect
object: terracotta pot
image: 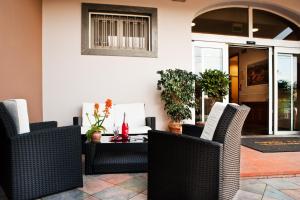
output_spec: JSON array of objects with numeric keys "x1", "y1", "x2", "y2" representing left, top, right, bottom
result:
[
  {"x1": 92, "y1": 132, "x2": 102, "y2": 143},
  {"x1": 168, "y1": 121, "x2": 182, "y2": 134},
  {"x1": 195, "y1": 121, "x2": 206, "y2": 127}
]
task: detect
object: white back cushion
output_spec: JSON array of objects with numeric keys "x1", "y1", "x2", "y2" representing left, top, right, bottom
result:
[
  {"x1": 3, "y1": 99, "x2": 30, "y2": 134},
  {"x1": 82, "y1": 102, "x2": 115, "y2": 133},
  {"x1": 201, "y1": 102, "x2": 227, "y2": 141},
  {"x1": 82, "y1": 102, "x2": 147, "y2": 134},
  {"x1": 113, "y1": 103, "x2": 146, "y2": 129}
]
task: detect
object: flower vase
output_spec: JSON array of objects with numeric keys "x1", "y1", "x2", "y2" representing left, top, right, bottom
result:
[{"x1": 92, "y1": 132, "x2": 102, "y2": 143}]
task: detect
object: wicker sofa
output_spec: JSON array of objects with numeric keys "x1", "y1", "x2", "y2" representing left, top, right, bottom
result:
[
  {"x1": 75, "y1": 102, "x2": 155, "y2": 134},
  {"x1": 0, "y1": 100, "x2": 83, "y2": 200},
  {"x1": 148, "y1": 104, "x2": 250, "y2": 200},
  {"x1": 74, "y1": 102, "x2": 155, "y2": 153}
]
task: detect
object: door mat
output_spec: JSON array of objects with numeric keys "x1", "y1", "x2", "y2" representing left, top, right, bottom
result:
[{"x1": 241, "y1": 137, "x2": 300, "y2": 153}]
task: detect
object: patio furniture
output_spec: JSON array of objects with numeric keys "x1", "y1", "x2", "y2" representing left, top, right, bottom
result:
[
  {"x1": 148, "y1": 104, "x2": 250, "y2": 200},
  {"x1": 0, "y1": 100, "x2": 83, "y2": 200},
  {"x1": 85, "y1": 134, "x2": 148, "y2": 174},
  {"x1": 73, "y1": 102, "x2": 155, "y2": 153}
]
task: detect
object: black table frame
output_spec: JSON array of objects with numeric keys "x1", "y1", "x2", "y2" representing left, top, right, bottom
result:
[{"x1": 85, "y1": 134, "x2": 148, "y2": 174}]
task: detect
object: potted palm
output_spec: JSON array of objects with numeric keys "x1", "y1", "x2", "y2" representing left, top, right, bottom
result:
[
  {"x1": 157, "y1": 69, "x2": 197, "y2": 134},
  {"x1": 86, "y1": 99, "x2": 113, "y2": 142}
]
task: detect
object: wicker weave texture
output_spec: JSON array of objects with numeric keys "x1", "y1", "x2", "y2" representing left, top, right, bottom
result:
[
  {"x1": 148, "y1": 104, "x2": 250, "y2": 200},
  {"x1": 215, "y1": 105, "x2": 250, "y2": 200},
  {"x1": 30, "y1": 121, "x2": 58, "y2": 131},
  {"x1": 148, "y1": 130, "x2": 223, "y2": 200},
  {"x1": 0, "y1": 103, "x2": 83, "y2": 200},
  {"x1": 85, "y1": 142, "x2": 148, "y2": 174}
]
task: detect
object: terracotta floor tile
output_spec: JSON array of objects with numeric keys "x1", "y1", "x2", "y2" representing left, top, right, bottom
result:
[
  {"x1": 42, "y1": 189, "x2": 90, "y2": 200},
  {"x1": 142, "y1": 190, "x2": 147, "y2": 195},
  {"x1": 241, "y1": 146, "x2": 300, "y2": 178},
  {"x1": 79, "y1": 179, "x2": 114, "y2": 195},
  {"x1": 98, "y1": 174, "x2": 133, "y2": 185},
  {"x1": 118, "y1": 176, "x2": 147, "y2": 193},
  {"x1": 130, "y1": 193, "x2": 147, "y2": 200},
  {"x1": 84, "y1": 196, "x2": 100, "y2": 200},
  {"x1": 93, "y1": 185, "x2": 137, "y2": 200}
]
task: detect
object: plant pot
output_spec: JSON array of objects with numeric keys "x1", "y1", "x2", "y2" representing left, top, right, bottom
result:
[
  {"x1": 168, "y1": 121, "x2": 182, "y2": 134},
  {"x1": 92, "y1": 132, "x2": 102, "y2": 143},
  {"x1": 195, "y1": 121, "x2": 206, "y2": 127}
]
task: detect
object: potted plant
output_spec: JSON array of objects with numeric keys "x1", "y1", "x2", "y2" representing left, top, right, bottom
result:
[
  {"x1": 198, "y1": 69, "x2": 230, "y2": 106},
  {"x1": 86, "y1": 99, "x2": 113, "y2": 142},
  {"x1": 157, "y1": 69, "x2": 197, "y2": 134}
]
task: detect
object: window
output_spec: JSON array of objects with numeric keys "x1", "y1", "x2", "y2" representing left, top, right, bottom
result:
[
  {"x1": 192, "y1": 8, "x2": 249, "y2": 37},
  {"x1": 192, "y1": 7, "x2": 300, "y2": 41},
  {"x1": 82, "y1": 3, "x2": 157, "y2": 57},
  {"x1": 253, "y1": 9, "x2": 300, "y2": 41}
]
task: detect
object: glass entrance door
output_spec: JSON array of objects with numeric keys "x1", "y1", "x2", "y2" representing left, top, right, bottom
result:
[
  {"x1": 274, "y1": 47, "x2": 300, "y2": 134},
  {"x1": 192, "y1": 41, "x2": 228, "y2": 122}
]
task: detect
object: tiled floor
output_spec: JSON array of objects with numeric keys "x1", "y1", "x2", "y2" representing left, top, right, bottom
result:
[
  {"x1": 235, "y1": 177, "x2": 300, "y2": 200},
  {"x1": 0, "y1": 173, "x2": 147, "y2": 200},
  {"x1": 2, "y1": 174, "x2": 300, "y2": 200},
  {"x1": 1, "y1": 146, "x2": 300, "y2": 199},
  {"x1": 240, "y1": 146, "x2": 300, "y2": 177}
]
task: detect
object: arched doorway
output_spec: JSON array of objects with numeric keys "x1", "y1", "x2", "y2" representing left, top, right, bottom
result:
[{"x1": 192, "y1": 6, "x2": 300, "y2": 135}]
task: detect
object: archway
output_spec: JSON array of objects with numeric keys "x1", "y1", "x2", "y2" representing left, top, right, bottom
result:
[{"x1": 192, "y1": 6, "x2": 300, "y2": 135}]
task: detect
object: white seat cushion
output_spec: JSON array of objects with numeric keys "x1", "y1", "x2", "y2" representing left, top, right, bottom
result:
[
  {"x1": 3, "y1": 99, "x2": 30, "y2": 134},
  {"x1": 81, "y1": 126, "x2": 90, "y2": 135},
  {"x1": 113, "y1": 103, "x2": 146, "y2": 129},
  {"x1": 81, "y1": 125, "x2": 114, "y2": 135},
  {"x1": 81, "y1": 102, "x2": 149, "y2": 135},
  {"x1": 128, "y1": 126, "x2": 151, "y2": 134},
  {"x1": 81, "y1": 125, "x2": 151, "y2": 135},
  {"x1": 201, "y1": 102, "x2": 227, "y2": 141}
]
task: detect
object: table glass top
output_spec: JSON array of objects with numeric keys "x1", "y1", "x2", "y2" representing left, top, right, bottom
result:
[{"x1": 99, "y1": 135, "x2": 148, "y2": 144}]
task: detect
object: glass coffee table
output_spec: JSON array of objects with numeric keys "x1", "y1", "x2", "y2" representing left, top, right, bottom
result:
[{"x1": 85, "y1": 134, "x2": 148, "y2": 175}]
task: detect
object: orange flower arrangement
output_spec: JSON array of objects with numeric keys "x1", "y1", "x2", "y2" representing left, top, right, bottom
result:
[{"x1": 86, "y1": 99, "x2": 113, "y2": 141}]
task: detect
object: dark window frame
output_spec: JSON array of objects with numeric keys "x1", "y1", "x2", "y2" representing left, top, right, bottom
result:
[{"x1": 81, "y1": 3, "x2": 158, "y2": 57}]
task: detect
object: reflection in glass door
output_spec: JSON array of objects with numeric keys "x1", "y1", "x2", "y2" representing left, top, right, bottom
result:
[
  {"x1": 192, "y1": 41, "x2": 228, "y2": 122},
  {"x1": 275, "y1": 48, "x2": 300, "y2": 134}
]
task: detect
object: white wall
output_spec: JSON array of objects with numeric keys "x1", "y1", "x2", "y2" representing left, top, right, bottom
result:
[
  {"x1": 43, "y1": 0, "x2": 300, "y2": 130},
  {"x1": 43, "y1": 0, "x2": 194, "y2": 130}
]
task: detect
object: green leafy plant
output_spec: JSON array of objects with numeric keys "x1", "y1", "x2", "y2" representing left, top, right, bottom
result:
[
  {"x1": 157, "y1": 69, "x2": 197, "y2": 122},
  {"x1": 198, "y1": 69, "x2": 230, "y2": 105},
  {"x1": 278, "y1": 80, "x2": 291, "y2": 96}
]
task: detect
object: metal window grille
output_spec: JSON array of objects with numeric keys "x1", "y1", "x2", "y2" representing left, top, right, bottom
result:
[{"x1": 89, "y1": 13, "x2": 151, "y2": 51}]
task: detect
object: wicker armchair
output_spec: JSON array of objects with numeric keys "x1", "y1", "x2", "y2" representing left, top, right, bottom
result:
[
  {"x1": 148, "y1": 104, "x2": 250, "y2": 200},
  {"x1": 0, "y1": 103, "x2": 83, "y2": 200}
]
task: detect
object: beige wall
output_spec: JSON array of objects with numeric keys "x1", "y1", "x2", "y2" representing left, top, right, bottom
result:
[
  {"x1": 42, "y1": 0, "x2": 300, "y2": 129},
  {"x1": 0, "y1": 0, "x2": 43, "y2": 122}
]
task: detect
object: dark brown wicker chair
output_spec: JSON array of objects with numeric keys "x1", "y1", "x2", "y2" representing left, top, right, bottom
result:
[
  {"x1": 148, "y1": 104, "x2": 250, "y2": 200},
  {"x1": 0, "y1": 103, "x2": 83, "y2": 200}
]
